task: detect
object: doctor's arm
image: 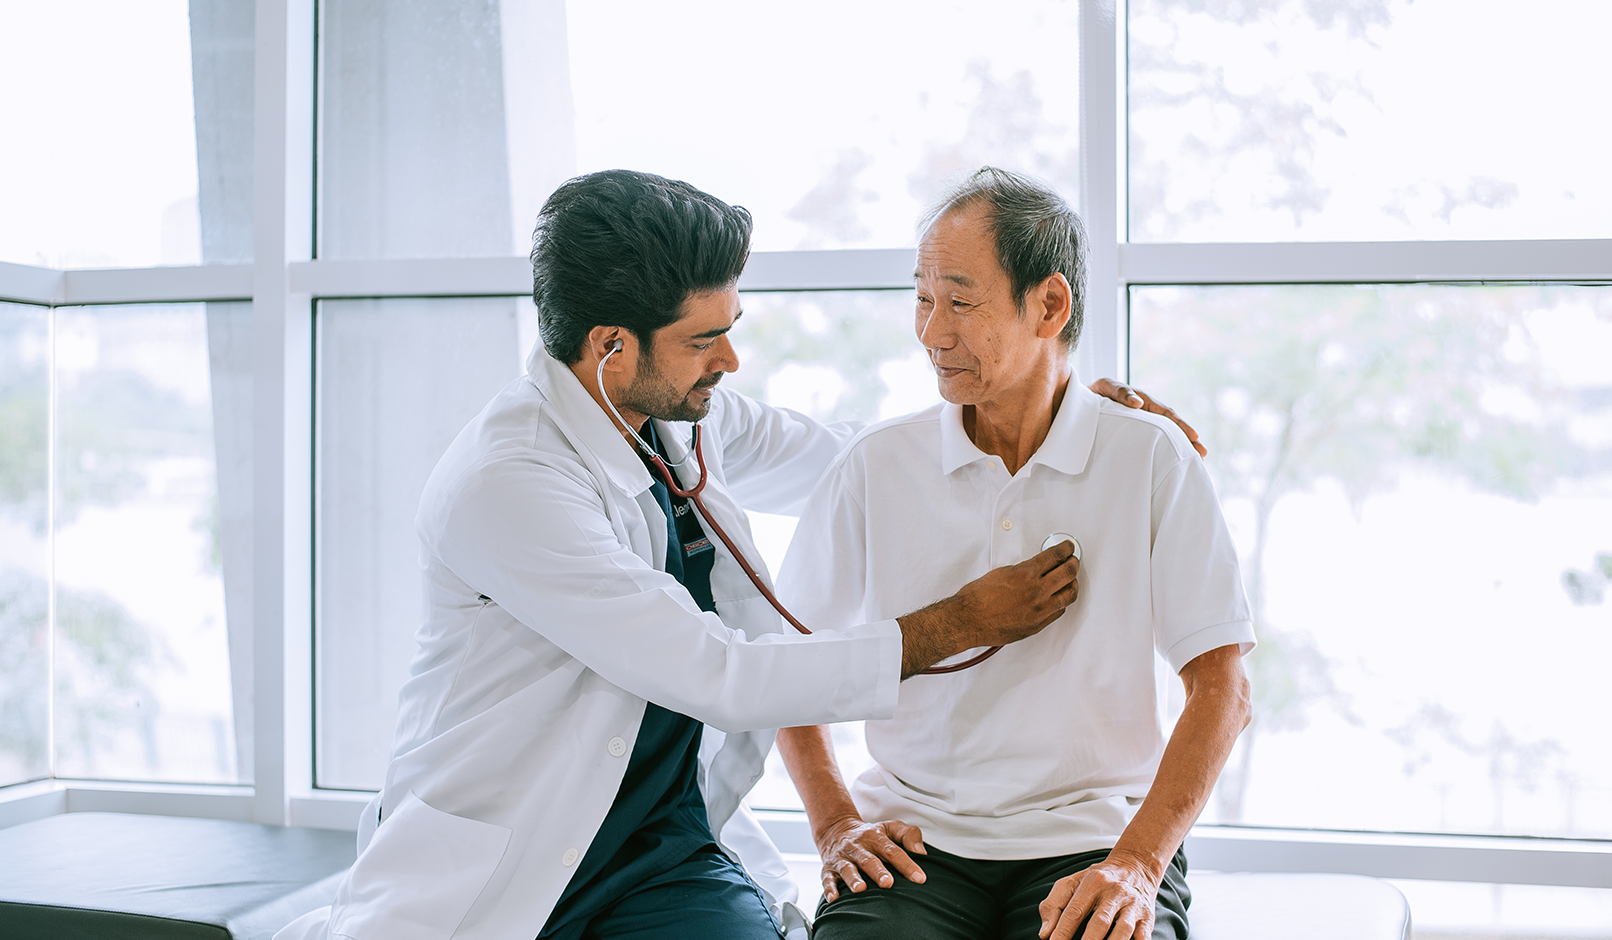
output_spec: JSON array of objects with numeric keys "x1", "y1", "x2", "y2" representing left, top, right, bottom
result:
[
  {"x1": 1037, "y1": 644, "x2": 1251, "y2": 940},
  {"x1": 1086, "y1": 378, "x2": 1207, "y2": 458},
  {"x1": 775, "y1": 725, "x2": 927, "y2": 902}
]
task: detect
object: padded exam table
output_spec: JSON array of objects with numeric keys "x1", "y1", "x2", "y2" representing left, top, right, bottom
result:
[
  {"x1": 0, "y1": 813, "x2": 1411, "y2": 939},
  {"x1": 0, "y1": 813, "x2": 354, "y2": 940}
]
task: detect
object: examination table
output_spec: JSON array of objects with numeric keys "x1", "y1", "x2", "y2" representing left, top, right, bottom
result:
[
  {"x1": 0, "y1": 813, "x2": 354, "y2": 939},
  {"x1": 0, "y1": 812, "x2": 1411, "y2": 939}
]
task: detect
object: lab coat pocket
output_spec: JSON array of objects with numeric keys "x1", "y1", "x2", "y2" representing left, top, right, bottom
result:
[{"x1": 332, "y1": 790, "x2": 512, "y2": 940}]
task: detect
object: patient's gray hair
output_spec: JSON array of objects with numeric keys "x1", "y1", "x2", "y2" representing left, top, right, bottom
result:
[{"x1": 920, "y1": 167, "x2": 1088, "y2": 347}]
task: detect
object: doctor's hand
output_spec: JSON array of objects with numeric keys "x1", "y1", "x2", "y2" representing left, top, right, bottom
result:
[
  {"x1": 1088, "y1": 378, "x2": 1207, "y2": 458},
  {"x1": 896, "y1": 541, "x2": 1079, "y2": 677},
  {"x1": 1038, "y1": 852, "x2": 1160, "y2": 940},
  {"x1": 814, "y1": 815, "x2": 928, "y2": 903}
]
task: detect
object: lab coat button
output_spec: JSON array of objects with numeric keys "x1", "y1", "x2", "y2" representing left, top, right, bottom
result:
[
  {"x1": 607, "y1": 736, "x2": 627, "y2": 757},
  {"x1": 562, "y1": 847, "x2": 579, "y2": 867},
  {"x1": 1001, "y1": 518, "x2": 1013, "y2": 531}
]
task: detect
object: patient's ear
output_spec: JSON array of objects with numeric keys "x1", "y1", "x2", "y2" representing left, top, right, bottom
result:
[{"x1": 1031, "y1": 272, "x2": 1073, "y2": 340}]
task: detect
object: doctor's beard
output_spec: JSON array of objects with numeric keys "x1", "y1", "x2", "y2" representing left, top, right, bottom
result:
[{"x1": 621, "y1": 359, "x2": 725, "y2": 423}]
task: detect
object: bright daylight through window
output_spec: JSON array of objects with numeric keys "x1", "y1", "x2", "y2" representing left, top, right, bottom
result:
[
  {"x1": 311, "y1": 0, "x2": 1082, "y2": 791},
  {"x1": 1127, "y1": 0, "x2": 1612, "y2": 242},
  {"x1": 1, "y1": 0, "x2": 1610, "y2": 936},
  {"x1": 1132, "y1": 283, "x2": 1612, "y2": 839}
]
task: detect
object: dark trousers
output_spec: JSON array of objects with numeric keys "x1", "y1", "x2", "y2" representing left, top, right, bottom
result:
[
  {"x1": 544, "y1": 847, "x2": 783, "y2": 940},
  {"x1": 812, "y1": 845, "x2": 1191, "y2": 940}
]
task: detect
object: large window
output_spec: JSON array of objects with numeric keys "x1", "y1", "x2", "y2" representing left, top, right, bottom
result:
[
  {"x1": 2, "y1": 1, "x2": 1610, "y2": 933},
  {"x1": 0, "y1": 0, "x2": 255, "y2": 268},
  {"x1": 314, "y1": 296, "x2": 535, "y2": 790},
  {"x1": 0, "y1": 303, "x2": 51, "y2": 788},
  {"x1": 1128, "y1": 0, "x2": 1612, "y2": 242},
  {"x1": 317, "y1": 0, "x2": 1081, "y2": 257},
  {"x1": 1133, "y1": 283, "x2": 1612, "y2": 840},
  {"x1": 0, "y1": 302, "x2": 241, "y2": 786}
]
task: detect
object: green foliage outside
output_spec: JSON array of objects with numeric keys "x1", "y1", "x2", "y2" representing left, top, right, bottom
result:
[
  {"x1": 729, "y1": 292, "x2": 917, "y2": 425},
  {"x1": 1132, "y1": 283, "x2": 1609, "y2": 821},
  {"x1": 0, "y1": 307, "x2": 198, "y2": 783}
]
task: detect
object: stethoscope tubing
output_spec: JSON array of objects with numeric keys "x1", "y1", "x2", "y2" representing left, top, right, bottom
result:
[{"x1": 598, "y1": 345, "x2": 999, "y2": 675}]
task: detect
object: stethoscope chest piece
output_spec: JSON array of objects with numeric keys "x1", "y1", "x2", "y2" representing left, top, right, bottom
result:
[{"x1": 1043, "y1": 532, "x2": 1082, "y2": 561}]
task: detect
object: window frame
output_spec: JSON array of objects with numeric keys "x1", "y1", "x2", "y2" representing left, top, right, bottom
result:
[{"x1": 0, "y1": 0, "x2": 1609, "y2": 889}]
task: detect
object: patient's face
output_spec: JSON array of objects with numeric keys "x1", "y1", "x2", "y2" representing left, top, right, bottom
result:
[{"x1": 914, "y1": 204, "x2": 1052, "y2": 408}]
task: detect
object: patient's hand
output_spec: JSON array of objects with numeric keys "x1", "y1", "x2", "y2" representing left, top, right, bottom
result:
[
  {"x1": 1037, "y1": 851, "x2": 1159, "y2": 940},
  {"x1": 816, "y1": 816, "x2": 928, "y2": 903},
  {"x1": 1087, "y1": 378, "x2": 1207, "y2": 458}
]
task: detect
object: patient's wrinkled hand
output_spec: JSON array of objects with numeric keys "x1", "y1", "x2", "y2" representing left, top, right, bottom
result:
[
  {"x1": 815, "y1": 816, "x2": 928, "y2": 903},
  {"x1": 1038, "y1": 852, "x2": 1160, "y2": 940}
]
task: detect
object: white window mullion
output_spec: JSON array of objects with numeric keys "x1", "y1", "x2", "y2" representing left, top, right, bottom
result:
[
  {"x1": 0, "y1": 261, "x2": 65, "y2": 305},
  {"x1": 250, "y1": 0, "x2": 316, "y2": 826},
  {"x1": 1122, "y1": 239, "x2": 1612, "y2": 285},
  {"x1": 1078, "y1": 0, "x2": 1126, "y2": 384}
]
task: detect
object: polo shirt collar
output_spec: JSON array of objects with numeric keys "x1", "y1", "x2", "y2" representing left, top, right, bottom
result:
[
  {"x1": 527, "y1": 344, "x2": 654, "y2": 497},
  {"x1": 937, "y1": 374, "x2": 1101, "y2": 478}
]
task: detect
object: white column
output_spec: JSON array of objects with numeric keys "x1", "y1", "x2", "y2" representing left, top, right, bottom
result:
[
  {"x1": 1077, "y1": 0, "x2": 1125, "y2": 383},
  {"x1": 250, "y1": 0, "x2": 315, "y2": 826}
]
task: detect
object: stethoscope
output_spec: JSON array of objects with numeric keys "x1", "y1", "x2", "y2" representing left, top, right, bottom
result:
[{"x1": 597, "y1": 341, "x2": 1081, "y2": 676}]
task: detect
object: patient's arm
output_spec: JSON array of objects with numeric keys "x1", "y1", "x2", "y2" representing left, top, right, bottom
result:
[
  {"x1": 775, "y1": 724, "x2": 928, "y2": 902},
  {"x1": 1038, "y1": 644, "x2": 1251, "y2": 940}
]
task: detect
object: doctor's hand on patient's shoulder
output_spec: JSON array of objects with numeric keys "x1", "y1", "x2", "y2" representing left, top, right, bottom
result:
[
  {"x1": 1038, "y1": 851, "x2": 1160, "y2": 940},
  {"x1": 1088, "y1": 378, "x2": 1207, "y2": 458},
  {"x1": 815, "y1": 814, "x2": 927, "y2": 903},
  {"x1": 895, "y1": 541, "x2": 1080, "y2": 677}
]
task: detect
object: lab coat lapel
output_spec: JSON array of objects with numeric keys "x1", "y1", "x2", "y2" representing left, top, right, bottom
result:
[{"x1": 527, "y1": 346, "x2": 654, "y2": 500}]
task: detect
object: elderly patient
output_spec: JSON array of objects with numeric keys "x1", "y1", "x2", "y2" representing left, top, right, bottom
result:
[{"x1": 774, "y1": 168, "x2": 1255, "y2": 940}]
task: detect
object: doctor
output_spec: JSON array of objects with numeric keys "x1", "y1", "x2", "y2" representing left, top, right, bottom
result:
[{"x1": 279, "y1": 169, "x2": 1172, "y2": 940}]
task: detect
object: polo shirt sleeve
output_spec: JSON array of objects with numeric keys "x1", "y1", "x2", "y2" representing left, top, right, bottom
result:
[
  {"x1": 1149, "y1": 447, "x2": 1257, "y2": 673},
  {"x1": 705, "y1": 387, "x2": 863, "y2": 516},
  {"x1": 774, "y1": 453, "x2": 873, "y2": 635}
]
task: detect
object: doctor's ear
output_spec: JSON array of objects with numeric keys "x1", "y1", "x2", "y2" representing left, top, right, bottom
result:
[{"x1": 586, "y1": 327, "x2": 631, "y2": 364}]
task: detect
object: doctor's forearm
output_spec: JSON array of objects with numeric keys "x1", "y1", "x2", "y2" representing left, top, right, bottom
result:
[
  {"x1": 776, "y1": 725, "x2": 863, "y2": 840},
  {"x1": 1109, "y1": 645, "x2": 1251, "y2": 883}
]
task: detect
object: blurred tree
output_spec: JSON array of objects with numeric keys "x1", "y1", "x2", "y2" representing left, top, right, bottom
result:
[
  {"x1": 1561, "y1": 551, "x2": 1611, "y2": 606},
  {"x1": 1131, "y1": 0, "x2": 1521, "y2": 240},
  {"x1": 1133, "y1": 283, "x2": 1598, "y2": 821},
  {"x1": 1129, "y1": 0, "x2": 1395, "y2": 238},
  {"x1": 0, "y1": 573, "x2": 48, "y2": 781},
  {"x1": 786, "y1": 59, "x2": 1079, "y2": 249},
  {"x1": 0, "y1": 309, "x2": 196, "y2": 778},
  {"x1": 786, "y1": 149, "x2": 880, "y2": 249},
  {"x1": 1387, "y1": 704, "x2": 1568, "y2": 833},
  {"x1": 905, "y1": 60, "x2": 1079, "y2": 212},
  {"x1": 729, "y1": 292, "x2": 917, "y2": 425}
]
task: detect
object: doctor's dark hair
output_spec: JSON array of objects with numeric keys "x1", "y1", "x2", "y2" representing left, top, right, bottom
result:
[
  {"x1": 920, "y1": 167, "x2": 1088, "y2": 347},
  {"x1": 531, "y1": 170, "x2": 754, "y2": 364}
]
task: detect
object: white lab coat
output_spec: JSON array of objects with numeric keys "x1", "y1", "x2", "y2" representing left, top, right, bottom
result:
[{"x1": 278, "y1": 346, "x2": 903, "y2": 940}]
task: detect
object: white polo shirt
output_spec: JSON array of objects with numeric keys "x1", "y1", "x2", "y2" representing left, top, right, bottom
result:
[{"x1": 775, "y1": 381, "x2": 1254, "y2": 860}]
